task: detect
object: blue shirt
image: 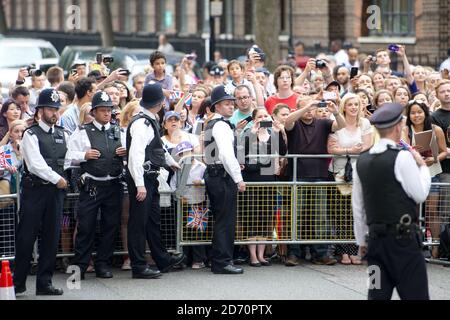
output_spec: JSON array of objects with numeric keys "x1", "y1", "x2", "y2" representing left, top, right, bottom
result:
[
  {"x1": 144, "y1": 72, "x2": 173, "y2": 110},
  {"x1": 229, "y1": 109, "x2": 253, "y2": 131},
  {"x1": 60, "y1": 103, "x2": 80, "y2": 134}
]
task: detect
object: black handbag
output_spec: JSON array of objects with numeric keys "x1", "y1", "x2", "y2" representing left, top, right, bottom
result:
[{"x1": 343, "y1": 155, "x2": 353, "y2": 183}]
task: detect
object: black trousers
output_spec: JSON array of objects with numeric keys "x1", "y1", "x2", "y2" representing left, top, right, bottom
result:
[
  {"x1": 126, "y1": 174, "x2": 171, "y2": 272},
  {"x1": 205, "y1": 172, "x2": 238, "y2": 270},
  {"x1": 73, "y1": 183, "x2": 122, "y2": 272},
  {"x1": 366, "y1": 231, "x2": 429, "y2": 300},
  {"x1": 13, "y1": 185, "x2": 65, "y2": 290}
]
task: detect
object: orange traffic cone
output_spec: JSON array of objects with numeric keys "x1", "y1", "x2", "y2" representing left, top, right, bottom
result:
[{"x1": 0, "y1": 260, "x2": 15, "y2": 300}]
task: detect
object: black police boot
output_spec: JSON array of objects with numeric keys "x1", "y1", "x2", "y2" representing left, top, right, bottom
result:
[
  {"x1": 161, "y1": 253, "x2": 186, "y2": 273},
  {"x1": 95, "y1": 268, "x2": 113, "y2": 279},
  {"x1": 36, "y1": 285, "x2": 64, "y2": 296},
  {"x1": 212, "y1": 265, "x2": 244, "y2": 275},
  {"x1": 132, "y1": 267, "x2": 162, "y2": 279}
]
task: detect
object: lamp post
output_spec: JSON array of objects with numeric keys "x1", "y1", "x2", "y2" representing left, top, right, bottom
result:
[
  {"x1": 289, "y1": 0, "x2": 293, "y2": 51},
  {"x1": 209, "y1": 0, "x2": 223, "y2": 61}
]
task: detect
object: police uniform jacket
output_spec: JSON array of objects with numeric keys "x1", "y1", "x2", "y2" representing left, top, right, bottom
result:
[
  {"x1": 21, "y1": 120, "x2": 70, "y2": 184},
  {"x1": 352, "y1": 138, "x2": 431, "y2": 247}
]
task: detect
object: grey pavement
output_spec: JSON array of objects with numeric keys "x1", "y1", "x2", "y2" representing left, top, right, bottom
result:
[{"x1": 15, "y1": 261, "x2": 450, "y2": 300}]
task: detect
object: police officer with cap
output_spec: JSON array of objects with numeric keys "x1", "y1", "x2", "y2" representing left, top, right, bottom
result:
[
  {"x1": 14, "y1": 89, "x2": 69, "y2": 296},
  {"x1": 210, "y1": 65, "x2": 225, "y2": 87},
  {"x1": 352, "y1": 103, "x2": 431, "y2": 300},
  {"x1": 126, "y1": 82, "x2": 184, "y2": 279},
  {"x1": 204, "y1": 85, "x2": 246, "y2": 274},
  {"x1": 65, "y1": 91, "x2": 127, "y2": 279}
]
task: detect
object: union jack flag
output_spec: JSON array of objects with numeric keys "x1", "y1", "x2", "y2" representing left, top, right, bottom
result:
[
  {"x1": 184, "y1": 93, "x2": 193, "y2": 107},
  {"x1": 0, "y1": 147, "x2": 13, "y2": 168},
  {"x1": 169, "y1": 91, "x2": 185, "y2": 101},
  {"x1": 187, "y1": 205, "x2": 209, "y2": 232}
]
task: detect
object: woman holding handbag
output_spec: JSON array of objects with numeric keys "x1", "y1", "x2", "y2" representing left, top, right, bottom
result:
[{"x1": 327, "y1": 93, "x2": 374, "y2": 265}]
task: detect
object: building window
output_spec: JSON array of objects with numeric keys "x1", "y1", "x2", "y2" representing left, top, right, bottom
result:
[
  {"x1": 244, "y1": 0, "x2": 254, "y2": 35},
  {"x1": 118, "y1": 0, "x2": 131, "y2": 33},
  {"x1": 175, "y1": 0, "x2": 188, "y2": 34},
  {"x1": 136, "y1": 0, "x2": 146, "y2": 32},
  {"x1": 219, "y1": 0, "x2": 233, "y2": 36},
  {"x1": 58, "y1": 0, "x2": 65, "y2": 30},
  {"x1": 196, "y1": 0, "x2": 204, "y2": 34},
  {"x1": 87, "y1": 0, "x2": 96, "y2": 31},
  {"x1": 155, "y1": 0, "x2": 166, "y2": 32},
  {"x1": 367, "y1": 0, "x2": 415, "y2": 37},
  {"x1": 9, "y1": 0, "x2": 17, "y2": 29}
]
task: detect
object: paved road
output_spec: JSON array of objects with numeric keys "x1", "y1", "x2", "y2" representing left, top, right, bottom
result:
[{"x1": 15, "y1": 261, "x2": 450, "y2": 300}]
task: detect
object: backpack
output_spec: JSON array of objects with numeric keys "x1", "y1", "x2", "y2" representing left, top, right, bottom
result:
[{"x1": 438, "y1": 224, "x2": 450, "y2": 260}]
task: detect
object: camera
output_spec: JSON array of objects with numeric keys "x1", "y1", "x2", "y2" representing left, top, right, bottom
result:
[
  {"x1": 103, "y1": 56, "x2": 114, "y2": 64},
  {"x1": 96, "y1": 52, "x2": 103, "y2": 64},
  {"x1": 318, "y1": 100, "x2": 328, "y2": 108},
  {"x1": 259, "y1": 121, "x2": 272, "y2": 128},
  {"x1": 118, "y1": 69, "x2": 130, "y2": 76},
  {"x1": 248, "y1": 45, "x2": 266, "y2": 61},
  {"x1": 316, "y1": 60, "x2": 326, "y2": 69},
  {"x1": 26, "y1": 64, "x2": 43, "y2": 77},
  {"x1": 186, "y1": 54, "x2": 196, "y2": 61},
  {"x1": 366, "y1": 104, "x2": 375, "y2": 114},
  {"x1": 350, "y1": 67, "x2": 359, "y2": 79},
  {"x1": 388, "y1": 44, "x2": 400, "y2": 52}
]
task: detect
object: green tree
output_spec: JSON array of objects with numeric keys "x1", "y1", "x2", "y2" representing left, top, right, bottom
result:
[
  {"x1": 98, "y1": 0, "x2": 114, "y2": 47},
  {"x1": 255, "y1": 0, "x2": 281, "y2": 72}
]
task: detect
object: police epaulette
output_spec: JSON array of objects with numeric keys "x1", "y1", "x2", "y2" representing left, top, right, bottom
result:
[
  {"x1": 387, "y1": 145, "x2": 402, "y2": 151},
  {"x1": 23, "y1": 123, "x2": 39, "y2": 135}
]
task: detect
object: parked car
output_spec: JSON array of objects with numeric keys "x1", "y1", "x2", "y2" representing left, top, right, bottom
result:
[
  {"x1": 58, "y1": 46, "x2": 138, "y2": 78},
  {"x1": 59, "y1": 45, "x2": 198, "y2": 82},
  {"x1": 0, "y1": 37, "x2": 59, "y2": 98}
]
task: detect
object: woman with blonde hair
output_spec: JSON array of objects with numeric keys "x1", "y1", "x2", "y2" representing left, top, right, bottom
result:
[
  {"x1": 328, "y1": 93, "x2": 373, "y2": 265},
  {"x1": 79, "y1": 102, "x2": 93, "y2": 125}
]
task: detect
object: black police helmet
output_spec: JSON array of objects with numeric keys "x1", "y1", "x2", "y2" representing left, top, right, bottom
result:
[
  {"x1": 210, "y1": 85, "x2": 235, "y2": 111},
  {"x1": 36, "y1": 89, "x2": 61, "y2": 109},
  {"x1": 92, "y1": 91, "x2": 114, "y2": 109},
  {"x1": 140, "y1": 82, "x2": 165, "y2": 109}
]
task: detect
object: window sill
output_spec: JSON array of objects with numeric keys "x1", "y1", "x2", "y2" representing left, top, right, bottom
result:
[{"x1": 358, "y1": 36, "x2": 416, "y2": 45}]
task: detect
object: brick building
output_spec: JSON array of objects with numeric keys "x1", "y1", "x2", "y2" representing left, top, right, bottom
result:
[{"x1": 3, "y1": 0, "x2": 449, "y2": 67}]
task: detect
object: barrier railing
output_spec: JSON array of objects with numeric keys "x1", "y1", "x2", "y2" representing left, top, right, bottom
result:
[{"x1": 1, "y1": 156, "x2": 449, "y2": 264}]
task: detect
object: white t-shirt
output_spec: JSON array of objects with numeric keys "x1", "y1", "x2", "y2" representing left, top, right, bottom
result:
[
  {"x1": 161, "y1": 132, "x2": 200, "y2": 157},
  {"x1": 329, "y1": 118, "x2": 372, "y2": 173}
]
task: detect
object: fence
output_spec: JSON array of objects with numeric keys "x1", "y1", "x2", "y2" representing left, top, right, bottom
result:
[{"x1": 1, "y1": 155, "x2": 449, "y2": 264}]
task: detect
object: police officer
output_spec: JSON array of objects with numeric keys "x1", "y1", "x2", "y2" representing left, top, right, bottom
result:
[
  {"x1": 14, "y1": 89, "x2": 68, "y2": 296},
  {"x1": 126, "y1": 82, "x2": 184, "y2": 279},
  {"x1": 352, "y1": 103, "x2": 431, "y2": 300},
  {"x1": 65, "y1": 91, "x2": 126, "y2": 279},
  {"x1": 204, "y1": 85, "x2": 246, "y2": 274}
]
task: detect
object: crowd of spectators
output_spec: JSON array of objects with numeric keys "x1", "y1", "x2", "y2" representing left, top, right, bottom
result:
[{"x1": 1, "y1": 40, "x2": 449, "y2": 272}]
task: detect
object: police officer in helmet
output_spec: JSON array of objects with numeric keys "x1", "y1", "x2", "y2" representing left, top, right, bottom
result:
[
  {"x1": 14, "y1": 89, "x2": 68, "y2": 296},
  {"x1": 126, "y1": 82, "x2": 184, "y2": 279},
  {"x1": 66, "y1": 91, "x2": 127, "y2": 279},
  {"x1": 204, "y1": 85, "x2": 246, "y2": 274},
  {"x1": 353, "y1": 103, "x2": 431, "y2": 300}
]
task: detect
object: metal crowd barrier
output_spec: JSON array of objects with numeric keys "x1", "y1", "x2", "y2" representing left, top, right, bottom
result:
[
  {"x1": 176, "y1": 154, "x2": 450, "y2": 250},
  {"x1": 0, "y1": 174, "x2": 19, "y2": 261}
]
